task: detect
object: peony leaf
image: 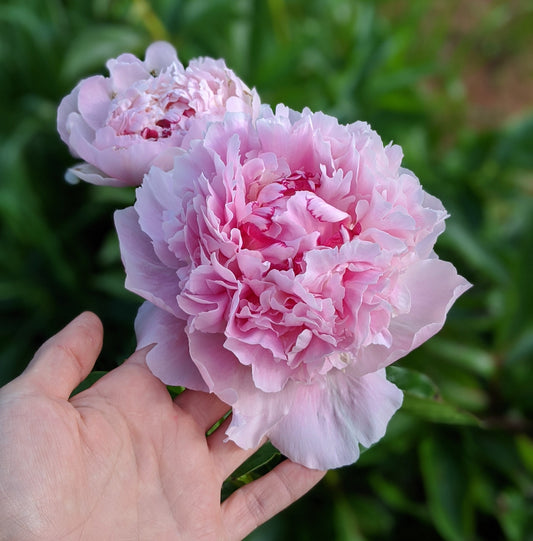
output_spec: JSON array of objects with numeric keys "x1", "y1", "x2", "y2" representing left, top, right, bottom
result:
[
  {"x1": 166, "y1": 385, "x2": 185, "y2": 399},
  {"x1": 444, "y1": 221, "x2": 508, "y2": 285},
  {"x1": 229, "y1": 441, "x2": 282, "y2": 479},
  {"x1": 516, "y1": 435, "x2": 533, "y2": 476},
  {"x1": 497, "y1": 488, "x2": 533, "y2": 541},
  {"x1": 419, "y1": 434, "x2": 475, "y2": 541},
  {"x1": 387, "y1": 366, "x2": 481, "y2": 426},
  {"x1": 369, "y1": 473, "x2": 429, "y2": 519},
  {"x1": 401, "y1": 394, "x2": 481, "y2": 427},
  {"x1": 221, "y1": 441, "x2": 282, "y2": 501},
  {"x1": 386, "y1": 366, "x2": 438, "y2": 398},
  {"x1": 60, "y1": 25, "x2": 146, "y2": 82},
  {"x1": 425, "y1": 338, "x2": 496, "y2": 378}
]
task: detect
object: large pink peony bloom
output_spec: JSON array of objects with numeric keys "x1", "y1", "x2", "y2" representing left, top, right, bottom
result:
[
  {"x1": 57, "y1": 42, "x2": 260, "y2": 187},
  {"x1": 115, "y1": 106, "x2": 471, "y2": 469}
]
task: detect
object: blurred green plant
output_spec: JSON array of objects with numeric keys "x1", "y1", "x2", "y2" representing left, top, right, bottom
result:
[{"x1": 1, "y1": 0, "x2": 532, "y2": 539}]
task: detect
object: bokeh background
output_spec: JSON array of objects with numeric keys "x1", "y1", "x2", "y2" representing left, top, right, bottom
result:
[{"x1": 1, "y1": 0, "x2": 532, "y2": 539}]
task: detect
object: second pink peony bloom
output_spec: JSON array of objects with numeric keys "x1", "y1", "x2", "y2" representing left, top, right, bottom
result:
[{"x1": 57, "y1": 42, "x2": 260, "y2": 187}]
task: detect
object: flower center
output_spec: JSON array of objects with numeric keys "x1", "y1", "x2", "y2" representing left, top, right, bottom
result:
[
  {"x1": 321, "y1": 221, "x2": 362, "y2": 248},
  {"x1": 280, "y1": 170, "x2": 319, "y2": 196},
  {"x1": 240, "y1": 168, "x2": 361, "y2": 268},
  {"x1": 107, "y1": 75, "x2": 196, "y2": 141}
]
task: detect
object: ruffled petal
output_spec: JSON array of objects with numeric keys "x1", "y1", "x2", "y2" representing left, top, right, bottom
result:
[
  {"x1": 136, "y1": 302, "x2": 208, "y2": 391},
  {"x1": 114, "y1": 207, "x2": 182, "y2": 316},
  {"x1": 187, "y1": 330, "x2": 248, "y2": 402},
  {"x1": 135, "y1": 166, "x2": 184, "y2": 269},
  {"x1": 268, "y1": 369, "x2": 403, "y2": 469},
  {"x1": 65, "y1": 120, "x2": 152, "y2": 186},
  {"x1": 144, "y1": 41, "x2": 182, "y2": 73},
  {"x1": 57, "y1": 84, "x2": 81, "y2": 147},
  {"x1": 89, "y1": 130, "x2": 168, "y2": 185},
  {"x1": 353, "y1": 258, "x2": 472, "y2": 376},
  {"x1": 64, "y1": 162, "x2": 126, "y2": 187},
  {"x1": 106, "y1": 55, "x2": 150, "y2": 92},
  {"x1": 77, "y1": 76, "x2": 112, "y2": 130}
]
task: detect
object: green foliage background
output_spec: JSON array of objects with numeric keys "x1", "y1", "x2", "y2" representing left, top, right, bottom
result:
[{"x1": 1, "y1": 0, "x2": 532, "y2": 539}]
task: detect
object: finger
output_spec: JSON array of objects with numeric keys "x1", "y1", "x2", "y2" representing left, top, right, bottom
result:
[
  {"x1": 22, "y1": 312, "x2": 103, "y2": 399},
  {"x1": 174, "y1": 389, "x2": 231, "y2": 433},
  {"x1": 208, "y1": 416, "x2": 263, "y2": 480},
  {"x1": 222, "y1": 459, "x2": 326, "y2": 541}
]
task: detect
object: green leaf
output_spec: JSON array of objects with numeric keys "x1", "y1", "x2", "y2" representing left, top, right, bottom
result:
[
  {"x1": 516, "y1": 435, "x2": 533, "y2": 476},
  {"x1": 388, "y1": 366, "x2": 482, "y2": 425},
  {"x1": 495, "y1": 116, "x2": 533, "y2": 169},
  {"x1": 424, "y1": 338, "x2": 496, "y2": 378},
  {"x1": 444, "y1": 220, "x2": 509, "y2": 285},
  {"x1": 60, "y1": 25, "x2": 147, "y2": 81},
  {"x1": 497, "y1": 488, "x2": 533, "y2": 541},
  {"x1": 369, "y1": 473, "x2": 429, "y2": 520},
  {"x1": 166, "y1": 385, "x2": 185, "y2": 399},
  {"x1": 420, "y1": 434, "x2": 475, "y2": 541},
  {"x1": 221, "y1": 441, "x2": 282, "y2": 501},
  {"x1": 332, "y1": 497, "x2": 366, "y2": 541},
  {"x1": 387, "y1": 365, "x2": 438, "y2": 398},
  {"x1": 230, "y1": 441, "x2": 281, "y2": 480},
  {"x1": 401, "y1": 394, "x2": 481, "y2": 427}
]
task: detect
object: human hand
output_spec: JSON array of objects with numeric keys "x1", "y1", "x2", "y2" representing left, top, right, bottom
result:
[{"x1": 0, "y1": 312, "x2": 325, "y2": 540}]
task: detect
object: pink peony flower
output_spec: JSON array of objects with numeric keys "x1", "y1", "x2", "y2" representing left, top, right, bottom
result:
[
  {"x1": 57, "y1": 42, "x2": 260, "y2": 187},
  {"x1": 114, "y1": 105, "x2": 471, "y2": 469}
]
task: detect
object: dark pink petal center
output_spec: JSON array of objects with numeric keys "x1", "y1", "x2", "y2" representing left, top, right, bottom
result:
[
  {"x1": 281, "y1": 170, "x2": 320, "y2": 196},
  {"x1": 108, "y1": 81, "x2": 197, "y2": 140}
]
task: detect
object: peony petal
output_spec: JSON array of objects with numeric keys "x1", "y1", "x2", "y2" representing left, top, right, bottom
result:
[
  {"x1": 77, "y1": 76, "x2": 112, "y2": 130},
  {"x1": 225, "y1": 386, "x2": 294, "y2": 450},
  {"x1": 306, "y1": 192, "x2": 351, "y2": 223},
  {"x1": 223, "y1": 335, "x2": 294, "y2": 392},
  {"x1": 135, "y1": 166, "x2": 185, "y2": 269},
  {"x1": 69, "y1": 126, "x2": 165, "y2": 186},
  {"x1": 220, "y1": 371, "x2": 296, "y2": 449},
  {"x1": 187, "y1": 330, "x2": 251, "y2": 404},
  {"x1": 114, "y1": 207, "x2": 182, "y2": 317},
  {"x1": 65, "y1": 162, "x2": 127, "y2": 187},
  {"x1": 106, "y1": 55, "x2": 150, "y2": 92},
  {"x1": 353, "y1": 258, "x2": 472, "y2": 376},
  {"x1": 144, "y1": 41, "x2": 182, "y2": 73},
  {"x1": 267, "y1": 369, "x2": 403, "y2": 469},
  {"x1": 135, "y1": 302, "x2": 208, "y2": 391},
  {"x1": 57, "y1": 84, "x2": 81, "y2": 146},
  {"x1": 178, "y1": 261, "x2": 237, "y2": 334}
]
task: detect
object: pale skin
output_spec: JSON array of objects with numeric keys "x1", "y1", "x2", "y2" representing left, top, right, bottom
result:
[{"x1": 0, "y1": 312, "x2": 325, "y2": 540}]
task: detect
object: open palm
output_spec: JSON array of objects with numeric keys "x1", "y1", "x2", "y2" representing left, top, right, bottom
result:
[{"x1": 0, "y1": 312, "x2": 324, "y2": 541}]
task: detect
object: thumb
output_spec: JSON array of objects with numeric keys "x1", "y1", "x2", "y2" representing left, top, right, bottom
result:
[{"x1": 22, "y1": 312, "x2": 103, "y2": 399}]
